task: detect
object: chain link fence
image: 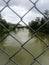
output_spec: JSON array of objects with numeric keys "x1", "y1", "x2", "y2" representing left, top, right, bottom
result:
[{"x1": 0, "y1": 0, "x2": 49, "y2": 65}]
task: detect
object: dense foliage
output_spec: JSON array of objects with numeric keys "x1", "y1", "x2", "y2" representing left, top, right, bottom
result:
[
  {"x1": 0, "y1": 14, "x2": 16, "y2": 35},
  {"x1": 29, "y1": 10, "x2": 49, "y2": 34},
  {"x1": 0, "y1": 15, "x2": 9, "y2": 35}
]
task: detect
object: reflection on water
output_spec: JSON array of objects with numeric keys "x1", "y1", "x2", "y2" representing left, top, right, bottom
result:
[{"x1": 0, "y1": 28, "x2": 49, "y2": 65}]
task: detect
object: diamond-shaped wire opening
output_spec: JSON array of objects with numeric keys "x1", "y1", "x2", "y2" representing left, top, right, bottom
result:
[
  {"x1": 0, "y1": 47, "x2": 19, "y2": 65},
  {"x1": 24, "y1": 37, "x2": 46, "y2": 57},
  {"x1": 0, "y1": 21, "x2": 21, "y2": 56},
  {"x1": 0, "y1": 35, "x2": 21, "y2": 56},
  {"x1": 9, "y1": 0, "x2": 34, "y2": 17},
  {"x1": 29, "y1": 0, "x2": 49, "y2": 29},
  {"x1": 23, "y1": 8, "x2": 44, "y2": 31},
  {"x1": 37, "y1": 48, "x2": 49, "y2": 65},
  {"x1": 1, "y1": 7, "x2": 20, "y2": 24},
  {"x1": 12, "y1": 49, "x2": 34, "y2": 65},
  {"x1": 0, "y1": 50, "x2": 9, "y2": 65},
  {"x1": 36, "y1": 0, "x2": 49, "y2": 13},
  {"x1": 10, "y1": 22, "x2": 30, "y2": 43},
  {"x1": 37, "y1": 32, "x2": 49, "y2": 45}
]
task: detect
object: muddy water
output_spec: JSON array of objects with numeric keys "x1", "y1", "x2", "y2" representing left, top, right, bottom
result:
[{"x1": 0, "y1": 28, "x2": 49, "y2": 65}]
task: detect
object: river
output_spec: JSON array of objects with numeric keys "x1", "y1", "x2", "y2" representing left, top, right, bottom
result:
[{"x1": 0, "y1": 28, "x2": 49, "y2": 65}]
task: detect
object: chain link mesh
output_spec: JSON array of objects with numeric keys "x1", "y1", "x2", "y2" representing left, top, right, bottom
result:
[{"x1": 0, "y1": 0, "x2": 49, "y2": 65}]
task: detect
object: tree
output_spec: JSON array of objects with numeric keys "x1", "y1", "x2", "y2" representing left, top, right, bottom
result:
[
  {"x1": 29, "y1": 10, "x2": 49, "y2": 34},
  {"x1": 29, "y1": 20, "x2": 39, "y2": 31},
  {"x1": 0, "y1": 14, "x2": 9, "y2": 34}
]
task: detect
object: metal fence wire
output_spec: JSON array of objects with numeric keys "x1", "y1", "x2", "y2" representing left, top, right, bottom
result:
[{"x1": 0, "y1": 0, "x2": 49, "y2": 65}]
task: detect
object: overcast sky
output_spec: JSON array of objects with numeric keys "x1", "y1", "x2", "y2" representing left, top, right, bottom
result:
[{"x1": 0, "y1": 0, "x2": 49, "y2": 25}]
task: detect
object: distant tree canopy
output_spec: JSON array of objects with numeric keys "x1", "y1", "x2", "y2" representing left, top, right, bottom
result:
[
  {"x1": 0, "y1": 14, "x2": 22, "y2": 35},
  {"x1": 0, "y1": 10, "x2": 49, "y2": 35},
  {"x1": 0, "y1": 14, "x2": 9, "y2": 29},
  {"x1": 0, "y1": 14, "x2": 9, "y2": 35},
  {"x1": 0, "y1": 14, "x2": 16, "y2": 34},
  {"x1": 29, "y1": 10, "x2": 49, "y2": 34}
]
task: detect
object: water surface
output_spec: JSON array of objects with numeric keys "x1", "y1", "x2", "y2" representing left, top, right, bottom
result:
[{"x1": 0, "y1": 28, "x2": 49, "y2": 65}]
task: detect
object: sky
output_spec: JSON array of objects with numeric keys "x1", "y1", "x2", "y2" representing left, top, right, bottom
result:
[{"x1": 0, "y1": 0, "x2": 49, "y2": 25}]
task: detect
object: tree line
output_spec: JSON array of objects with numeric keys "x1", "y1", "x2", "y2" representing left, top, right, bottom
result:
[
  {"x1": 0, "y1": 10, "x2": 49, "y2": 35},
  {"x1": 0, "y1": 14, "x2": 16, "y2": 35},
  {"x1": 29, "y1": 10, "x2": 49, "y2": 34}
]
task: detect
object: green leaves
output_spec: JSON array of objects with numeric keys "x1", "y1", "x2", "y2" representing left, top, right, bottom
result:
[{"x1": 29, "y1": 10, "x2": 49, "y2": 34}]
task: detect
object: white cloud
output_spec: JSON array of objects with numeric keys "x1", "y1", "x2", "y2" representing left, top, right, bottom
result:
[
  {"x1": 23, "y1": 11, "x2": 43, "y2": 24},
  {"x1": 10, "y1": 6, "x2": 28, "y2": 17},
  {"x1": 1, "y1": 6, "x2": 43, "y2": 24},
  {"x1": 1, "y1": 7, "x2": 20, "y2": 24},
  {"x1": 0, "y1": 0, "x2": 49, "y2": 24}
]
